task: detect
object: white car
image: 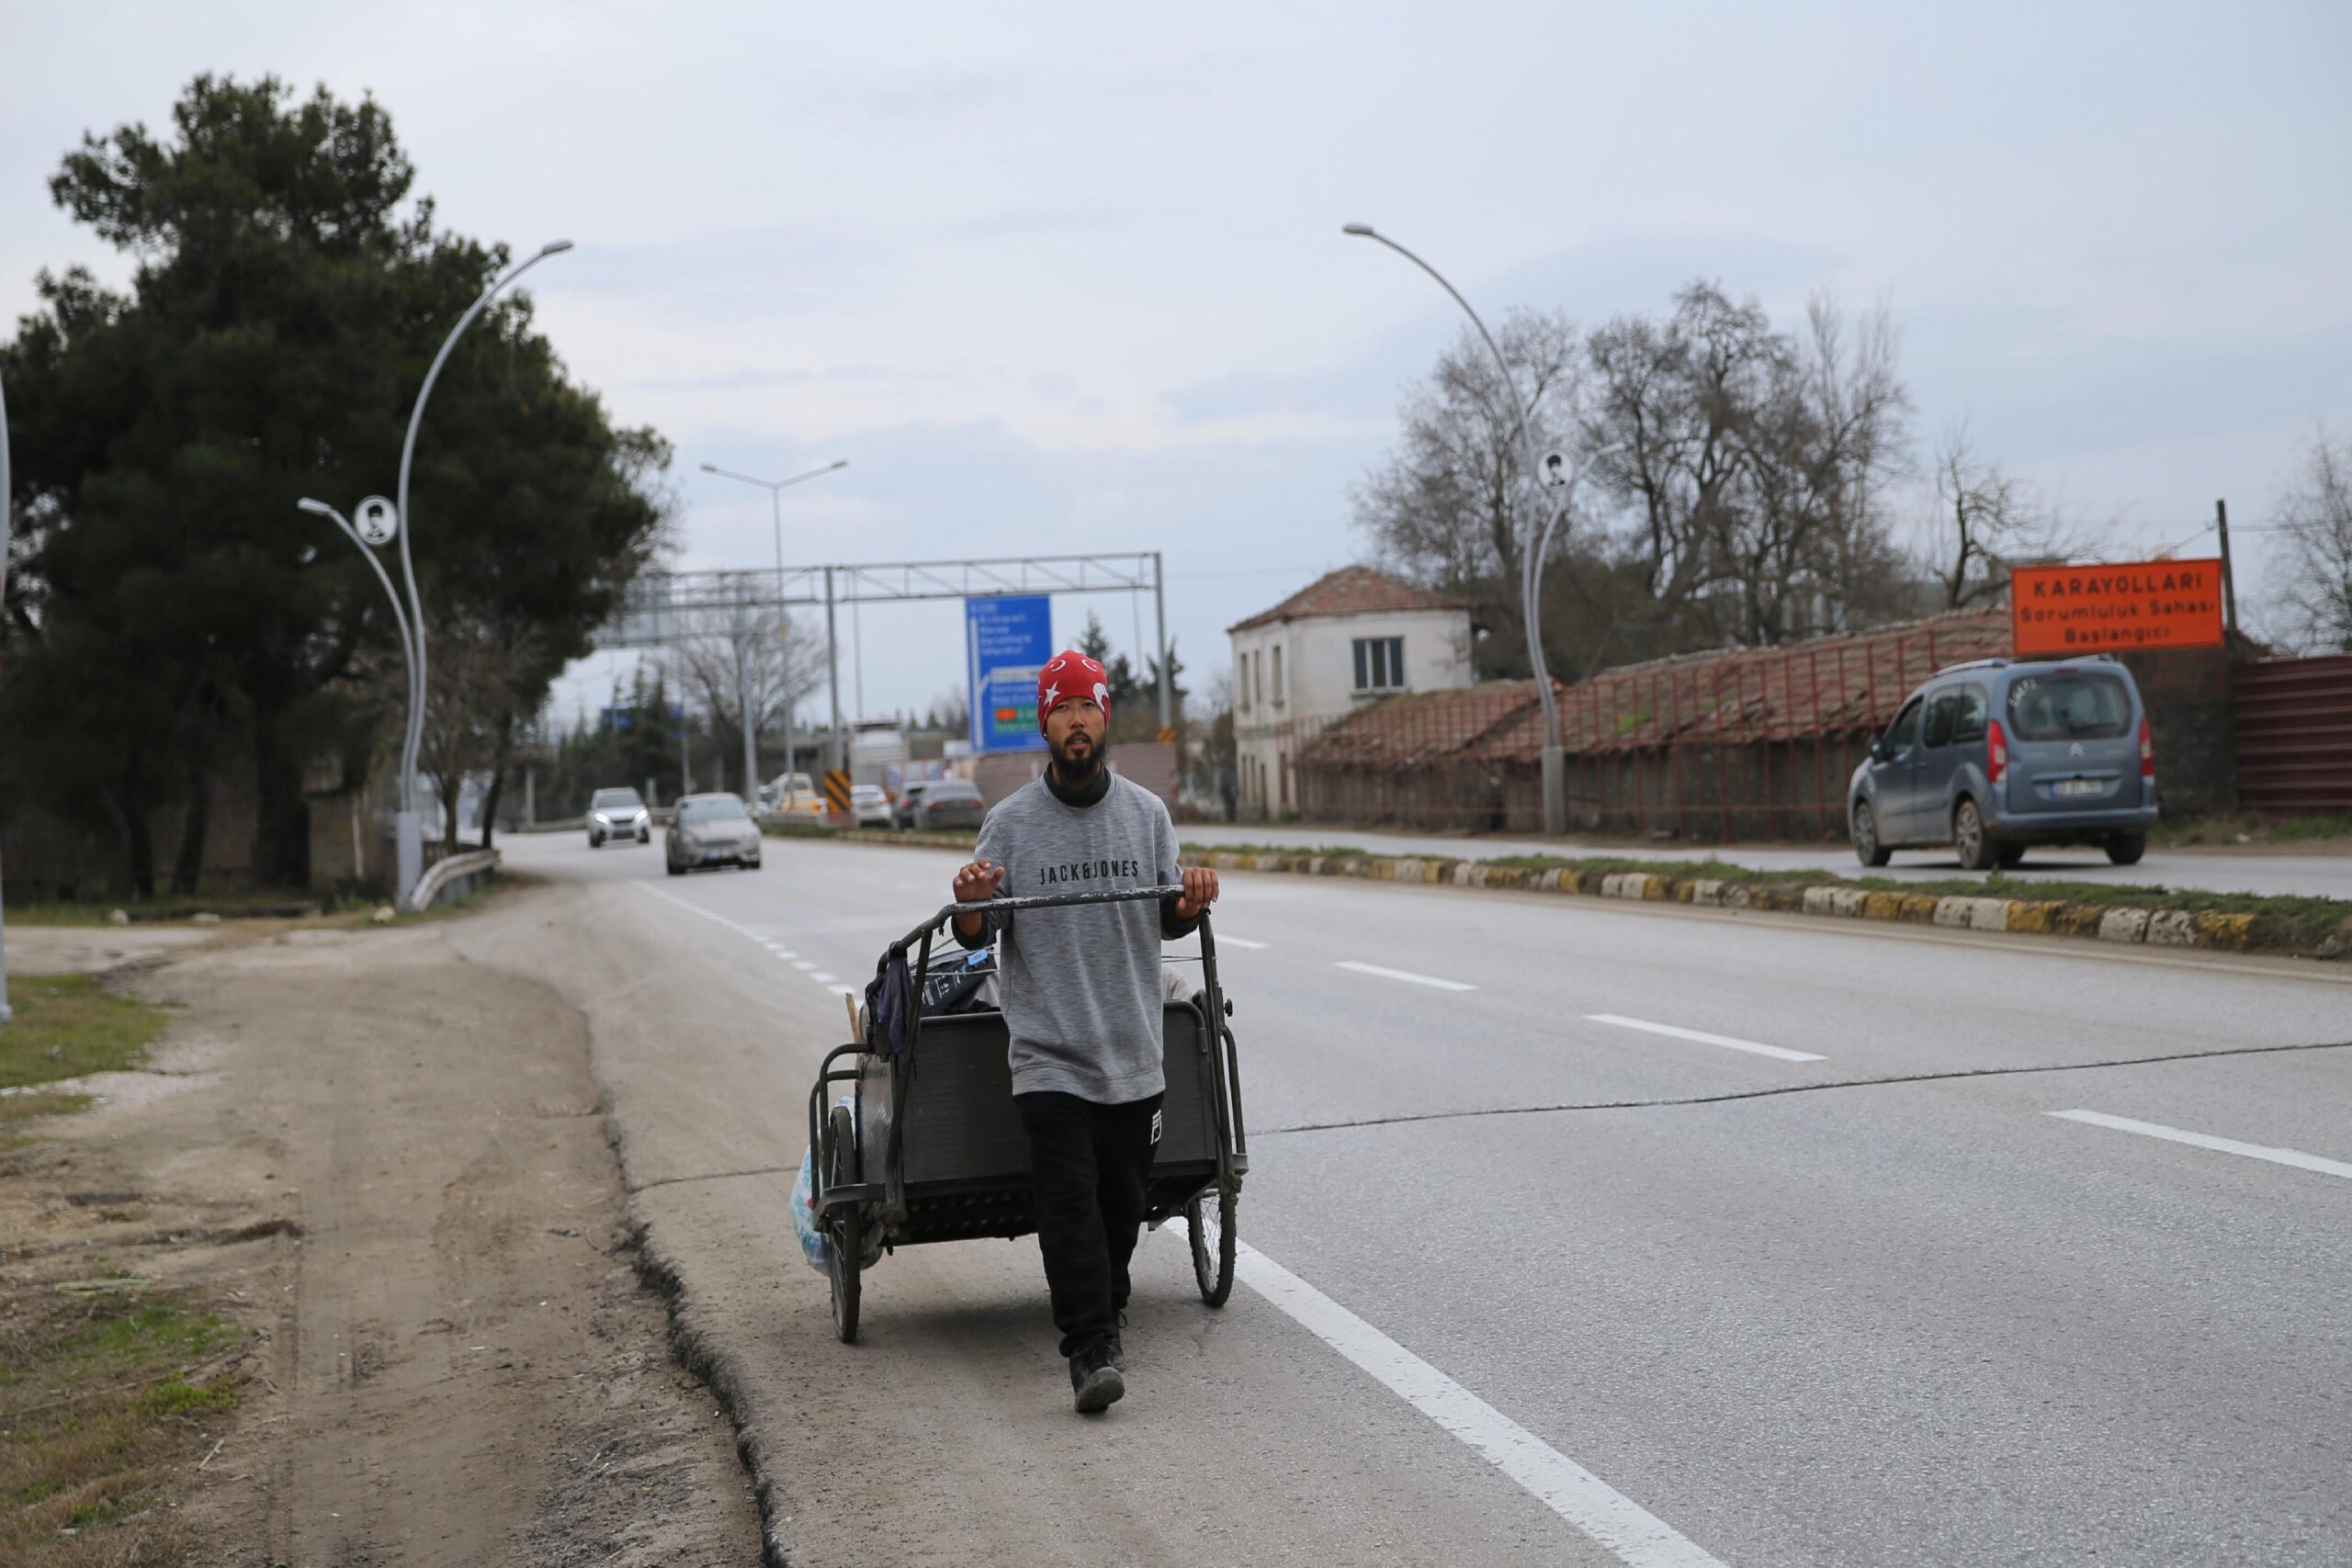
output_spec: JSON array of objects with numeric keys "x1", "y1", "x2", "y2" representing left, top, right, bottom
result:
[
  {"x1": 666, "y1": 793, "x2": 763, "y2": 874},
  {"x1": 587, "y1": 786, "x2": 650, "y2": 847},
  {"x1": 849, "y1": 783, "x2": 893, "y2": 829}
]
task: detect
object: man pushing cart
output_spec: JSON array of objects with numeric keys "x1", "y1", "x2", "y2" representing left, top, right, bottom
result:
[{"x1": 806, "y1": 649, "x2": 1245, "y2": 1416}]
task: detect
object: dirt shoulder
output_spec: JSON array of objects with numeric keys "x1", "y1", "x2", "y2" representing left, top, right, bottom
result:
[{"x1": 2, "y1": 914, "x2": 758, "y2": 1565}]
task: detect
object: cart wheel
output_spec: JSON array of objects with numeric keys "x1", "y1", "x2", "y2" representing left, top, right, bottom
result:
[
  {"x1": 826, "y1": 1103, "x2": 862, "y2": 1343},
  {"x1": 1186, "y1": 1181, "x2": 1237, "y2": 1307}
]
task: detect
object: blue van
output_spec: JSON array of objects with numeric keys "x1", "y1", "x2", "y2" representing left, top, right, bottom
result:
[{"x1": 1848, "y1": 658, "x2": 2157, "y2": 871}]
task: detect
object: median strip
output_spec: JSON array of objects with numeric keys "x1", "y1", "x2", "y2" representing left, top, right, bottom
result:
[{"x1": 766, "y1": 824, "x2": 2352, "y2": 964}]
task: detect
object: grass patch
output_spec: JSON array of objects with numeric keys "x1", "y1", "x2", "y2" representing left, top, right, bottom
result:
[
  {"x1": 2156, "y1": 811, "x2": 2352, "y2": 848},
  {"x1": 0, "y1": 1091, "x2": 96, "y2": 1130},
  {"x1": 0, "y1": 1286, "x2": 243, "y2": 1566},
  {"x1": 0, "y1": 976, "x2": 165, "y2": 1091},
  {"x1": 2, "y1": 891, "x2": 322, "y2": 926}
]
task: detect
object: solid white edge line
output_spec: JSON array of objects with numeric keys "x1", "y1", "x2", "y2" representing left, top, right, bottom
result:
[
  {"x1": 2048, "y1": 1110, "x2": 2352, "y2": 1181},
  {"x1": 1585, "y1": 1014, "x2": 1824, "y2": 1063},
  {"x1": 1166, "y1": 1219, "x2": 1728, "y2": 1568},
  {"x1": 1334, "y1": 960, "x2": 1476, "y2": 992}
]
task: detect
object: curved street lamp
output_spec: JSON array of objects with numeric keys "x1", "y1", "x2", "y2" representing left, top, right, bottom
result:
[
  {"x1": 299, "y1": 498, "x2": 419, "y2": 756},
  {"x1": 697, "y1": 458, "x2": 850, "y2": 796},
  {"x1": 391, "y1": 239, "x2": 573, "y2": 908},
  {"x1": 1342, "y1": 223, "x2": 1571, "y2": 832}
]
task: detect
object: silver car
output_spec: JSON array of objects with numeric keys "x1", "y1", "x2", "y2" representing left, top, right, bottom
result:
[
  {"x1": 587, "y1": 786, "x2": 650, "y2": 847},
  {"x1": 666, "y1": 793, "x2": 763, "y2": 874},
  {"x1": 850, "y1": 783, "x2": 894, "y2": 829}
]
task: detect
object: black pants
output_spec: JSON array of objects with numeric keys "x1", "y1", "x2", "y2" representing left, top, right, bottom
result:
[{"x1": 1015, "y1": 1089, "x2": 1163, "y2": 1359}]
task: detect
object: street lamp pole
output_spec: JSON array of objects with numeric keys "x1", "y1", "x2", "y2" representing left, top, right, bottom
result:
[
  {"x1": 0, "y1": 369, "x2": 14, "y2": 1022},
  {"x1": 392, "y1": 239, "x2": 574, "y2": 910},
  {"x1": 299, "y1": 501, "x2": 419, "y2": 886},
  {"x1": 696, "y1": 459, "x2": 847, "y2": 799},
  {"x1": 1342, "y1": 223, "x2": 1570, "y2": 833}
]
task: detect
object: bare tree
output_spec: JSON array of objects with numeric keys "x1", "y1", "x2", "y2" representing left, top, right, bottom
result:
[
  {"x1": 1351, "y1": 309, "x2": 1584, "y2": 676},
  {"x1": 661, "y1": 607, "x2": 828, "y2": 794},
  {"x1": 2271, "y1": 427, "x2": 2352, "y2": 651},
  {"x1": 1919, "y1": 423, "x2": 2093, "y2": 610},
  {"x1": 417, "y1": 611, "x2": 546, "y2": 852},
  {"x1": 928, "y1": 683, "x2": 969, "y2": 736},
  {"x1": 1581, "y1": 283, "x2": 1914, "y2": 647}
]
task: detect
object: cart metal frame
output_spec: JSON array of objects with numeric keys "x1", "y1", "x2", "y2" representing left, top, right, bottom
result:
[{"x1": 806, "y1": 886, "x2": 1249, "y2": 1342}]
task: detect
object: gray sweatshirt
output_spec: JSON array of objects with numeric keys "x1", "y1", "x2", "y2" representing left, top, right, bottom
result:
[{"x1": 956, "y1": 770, "x2": 1197, "y2": 1103}]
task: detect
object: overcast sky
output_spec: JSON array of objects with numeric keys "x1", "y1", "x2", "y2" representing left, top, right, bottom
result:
[{"x1": 6, "y1": 1, "x2": 2347, "y2": 734}]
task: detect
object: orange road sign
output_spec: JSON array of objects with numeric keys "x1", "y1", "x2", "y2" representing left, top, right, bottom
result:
[
  {"x1": 1156, "y1": 726, "x2": 1176, "y2": 744},
  {"x1": 2010, "y1": 558, "x2": 2225, "y2": 656},
  {"x1": 823, "y1": 770, "x2": 853, "y2": 813}
]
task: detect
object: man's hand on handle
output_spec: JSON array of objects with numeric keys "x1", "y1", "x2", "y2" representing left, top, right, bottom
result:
[
  {"x1": 1173, "y1": 865, "x2": 1219, "y2": 921},
  {"x1": 951, "y1": 857, "x2": 1006, "y2": 941}
]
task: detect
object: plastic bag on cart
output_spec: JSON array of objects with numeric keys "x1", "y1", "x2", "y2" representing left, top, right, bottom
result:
[
  {"x1": 922, "y1": 947, "x2": 998, "y2": 1016},
  {"x1": 790, "y1": 1094, "x2": 857, "y2": 1276}
]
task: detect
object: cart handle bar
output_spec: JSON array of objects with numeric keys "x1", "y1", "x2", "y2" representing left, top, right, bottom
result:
[{"x1": 899, "y1": 884, "x2": 1191, "y2": 953}]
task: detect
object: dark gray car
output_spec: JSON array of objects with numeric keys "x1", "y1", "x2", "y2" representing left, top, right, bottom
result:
[
  {"x1": 912, "y1": 778, "x2": 986, "y2": 832},
  {"x1": 1849, "y1": 658, "x2": 2158, "y2": 871}
]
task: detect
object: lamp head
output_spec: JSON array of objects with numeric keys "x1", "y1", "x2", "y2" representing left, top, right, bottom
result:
[
  {"x1": 297, "y1": 498, "x2": 334, "y2": 517},
  {"x1": 699, "y1": 463, "x2": 720, "y2": 474},
  {"x1": 538, "y1": 239, "x2": 576, "y2": 256},
  {"x1": 1341, "y1": 223, "x2": 1376, "y2": 237},
  {"x1": 830, "y1": 459, "x2": 849, "y2": 470}
]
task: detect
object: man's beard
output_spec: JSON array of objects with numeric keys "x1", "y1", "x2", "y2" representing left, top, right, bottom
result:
[{"x1": 1048, "y1": 729, "x2": 1108, "y2": 784}]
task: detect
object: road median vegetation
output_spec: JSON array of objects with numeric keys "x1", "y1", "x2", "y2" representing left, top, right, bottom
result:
[{"x1": 781, "y1": 824, "x2": 2352, "y2": 962}]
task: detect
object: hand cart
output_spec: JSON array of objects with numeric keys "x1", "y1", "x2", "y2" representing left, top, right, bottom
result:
[{"x1": 805, "y1": 886, "x2": 1248, "y2": 1344}]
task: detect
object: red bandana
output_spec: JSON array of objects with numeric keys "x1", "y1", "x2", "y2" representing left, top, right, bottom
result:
[{"x1": 1035, "y1": 650, "x2": 1110, "y2": 733}]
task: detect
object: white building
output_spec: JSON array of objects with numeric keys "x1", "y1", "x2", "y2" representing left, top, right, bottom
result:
[{"x1": 1226, "y1": 566, "x2": 1472, "y2": 818}]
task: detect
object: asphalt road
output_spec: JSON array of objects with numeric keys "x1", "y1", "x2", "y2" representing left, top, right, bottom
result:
[
  {"x1": 472, "y1": 830, "x2": 2351, "y2": 1567},
  {"x1": 1177, "y1": 821, "x2": 2352, "y2": 900}
]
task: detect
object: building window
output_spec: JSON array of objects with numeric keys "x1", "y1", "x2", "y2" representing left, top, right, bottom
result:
[
  {"x1": 1272, "y1": 645, "x2": 1284, "y2": 705},
  {"x1": 1253, "y1": 649, "x2": 1263, "y2": 709},
  {"x1": 1238, "y1": 651, "x2": 1250, "y2": 713},
  {"x1": 1352, "y1": 636, "x2": 1405, "y2": 692}
]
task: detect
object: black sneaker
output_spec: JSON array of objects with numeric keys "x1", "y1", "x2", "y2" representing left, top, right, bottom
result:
[
  {"x1": 1069, "y1": 1343, "x2": 1125, "y2": 1415},
  {"x1": 1105, "y1": 1311, "x2": 1128, "y2": 1371}
]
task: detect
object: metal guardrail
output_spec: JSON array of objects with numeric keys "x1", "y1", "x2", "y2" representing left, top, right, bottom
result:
[{"x1": 407, "y1": 848, "x2": 500, "y2": 913}]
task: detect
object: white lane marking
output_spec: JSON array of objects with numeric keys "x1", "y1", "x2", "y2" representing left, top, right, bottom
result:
[
  {"x1": 1334, "y1": 960, "x2": 1476, "y2": 992},
  {"x1": 2049, "y1": 1110, "x2": 2352, "y2": 1181},
  {"x1": 1214, "y1": 934, "x2": 1270, "y2": 950},
  {"x1": 810, "y1": 972, "x2": 839, "y2": 985},
  {"x1": 832, "y1": 986, "x2": 860, "y2": 998},
  {"x1": 639, "y1": 886, "x2": 845, "y2": 1000},
  {"x1": 1176, "y1": 1222, "x2": 1728, "y2": 1568},
  {"x1": 1585, "y1": 1014, "x2": 1824, "y2": 1064}
]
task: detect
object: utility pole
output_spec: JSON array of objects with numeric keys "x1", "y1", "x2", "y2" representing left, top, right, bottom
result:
[
  {"x1": 734, "y1": 607, "x2": 757, "y2": 800},
  {"x1": 824, "y1": 566, "x2": 843, "y2": 776},
  {"x1": 2215, "y1": 498, "x2": 2240, "y2": 640},
  {"x1": 1153, "y1": 551, "x2": 1172, "y2": 733}
]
